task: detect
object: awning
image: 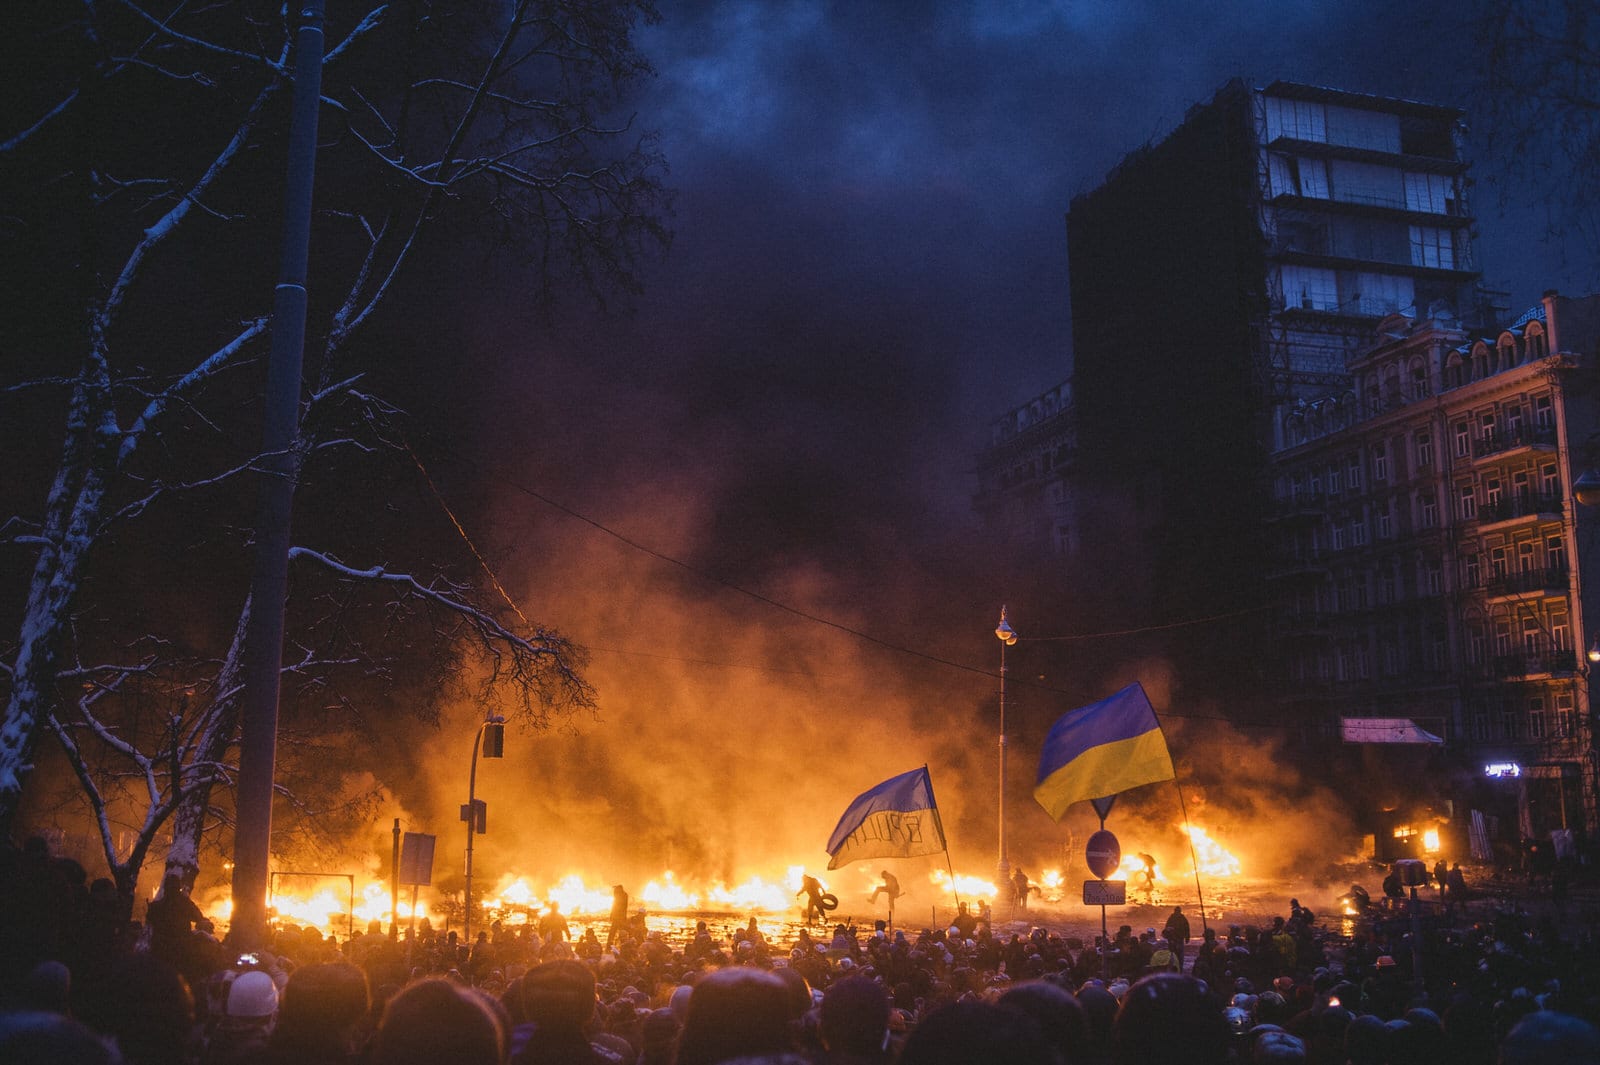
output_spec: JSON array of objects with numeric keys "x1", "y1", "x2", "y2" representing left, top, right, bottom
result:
[{"x1": 1340, "y1": 717, "x2": 1445, "y2": 745}]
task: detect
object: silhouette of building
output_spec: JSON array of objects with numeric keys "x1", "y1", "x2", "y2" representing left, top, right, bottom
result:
[{"x1": 1269, "y1": 293, "x2": 1600, "y2": 842}]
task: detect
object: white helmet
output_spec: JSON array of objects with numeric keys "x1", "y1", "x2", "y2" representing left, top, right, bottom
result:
[{"x1": 227, "y1": 971, "x2": 279, "y2": 1018}]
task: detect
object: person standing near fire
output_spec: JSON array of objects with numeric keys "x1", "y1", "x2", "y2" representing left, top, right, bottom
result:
[
  {"x1": 1012, "y1": 867, "x2": 1033, "y2": 909},
  {"x1": 868, "y1": 869, "x2": 902, "y2": 924},
  {"x1": 606, "y1": 884, "x2": 629, "y2": 948},
  {"x1": 1163, "y1": 905, "x2": 1191, "y2": 966}
]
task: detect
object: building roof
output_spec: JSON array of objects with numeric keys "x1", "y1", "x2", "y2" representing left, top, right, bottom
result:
[
  {"x1": 1509, "y1": 304, "x2": 1547, "y2": 330},
  {"x1": 1258, "y1": 80, "x2": 1463, "y2": 122}
]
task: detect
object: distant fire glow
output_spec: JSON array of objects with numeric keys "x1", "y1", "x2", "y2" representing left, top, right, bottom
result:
[{"x1": 1181, "y1": 824, "x2": 1242, "y2": 877}]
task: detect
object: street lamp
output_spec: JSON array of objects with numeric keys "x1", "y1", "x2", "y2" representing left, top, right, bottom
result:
[
  {"x1": 995, "y1": 607, "x2": 1018, "y2": 898},
  {"x1": 462, "y1": 715, "x2": 505, "y2": 946}
]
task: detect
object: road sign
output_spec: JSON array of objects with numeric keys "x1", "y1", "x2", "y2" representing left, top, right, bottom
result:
[
  {"x1": 1083, "y1": 879, "x2": 1126, "y2": 906},
  {"x1": 1085, "y1": 830, "x2": 1121, "y2": 879},
  {"x1": 398, "y1": 832, "x2": 436, "y2": 886}
]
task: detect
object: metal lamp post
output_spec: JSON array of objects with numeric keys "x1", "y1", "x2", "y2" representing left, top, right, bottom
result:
[
  {"x1": 995, "y1": 607, "x2": 1018, "y2": 898},
  {"x1": 462, "y1": 715, "x2": 505, "y2": 946}
]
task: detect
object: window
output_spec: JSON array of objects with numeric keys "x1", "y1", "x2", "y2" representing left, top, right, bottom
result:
[
  {"x1": 1416, "y1": 431, "x2": 1433, "y2": 468},
  {"x1": 1557, "y1": 693, "x2": 1575, "y2": 736},
  {"x1": 1352, "y1": 517, "x2": 1368, "y2": 545},
  {"x1": 1348, "y1": 454, "x2": 1362, "y2": 490},
  {"x1": 1458, "y1": 484, "x2": 1477, "y2": 520},
  {"x1": 1490, "y1": 546, "x2": 1508, "y2": 577},
  {"x1": 1404, "y1": 171, "x2": 1454, "y2": 213},
  {"x1": 1518, "y1": 541, "x2": 1536, "y2": 573},
  {"x1": 1535, "y1": 395, "x2": 1553, "y2": 429},
  {"x1": 1548, "y1": 535, "x2": 1567, "y2": 574},
  {"x1": 1409, "y1": 226, "x2": 1456, "y2": 268},
  {"x1": 1328, "y1": 465, "x2": 1343, "y2": 495},
  {"x1": 1486, "y1": 478, "x2": 1503, "y2": 508},
  {"x1": 1469, "y1": 624, "x2": 1486, "y2": 663},
  {"x1": 1494, "y1": 620, "x2": 1513, "y2": 655},
  {"x1": 1373, "y1": 444, "x2": 1388, "y2": 481},
  {"x1": 1480, "y1": 412, "x2": 1497, "y2": 441},
  {"x1": 1266, "y1": 96, "x2": 1328, "y2": 142},
  {"x1": 1529, "y1": 327, "x2": 1548, "y2": 358},
  {"x1": 1411, "y1": 363, "x2": 1429, "y2": 400},
  {"x1": 1542, "y1": 463, "x2": 1559, "y2": 498},
  {"x1": 1501, "y1": 706, "x2": 1519, "y2": 741},
  {"x1": 1506, "y1": 405, "x2": 1524, "y2": 438},
  {"x1": 1425, "y1": 558, "x2": 1442, "y2": 595},
  {"x1": 1465, "y1": 553, "x2": 1481, "y2": 588},
  {"x1": 1522, "y1": 616, "x2": 1541, "y2": 655},
  {"x1": 1454, "y1": 421, "x2": 1471, "y2": 457},
  {"x1": 1281, "y1": 265, "x2": 1339, "y2": 311},
  {"x1": 1474, "y1": 707, "x2": 1491, "y2": 742},
  {"x1": 1551, "y1": 612, "x2": 1569, "y2": 650},
  {"x1": 1513, "y1": 470, "x2": 1531, "y2": 506},
  {"x1": 1380, "y1": 565, "x2": 1397, "y2": 603},
  {"x1": 1420, "y1": 493, "x2": 1438, "y2": 527},
  {"x1": 1331, "y1": 523, "x2": 1346, "y2": 551},
  {"x1": 1376, "y1": 502, "x2": 1392, "y2": 539},
  {"x1": 1529, "y1": 697, "x2": 1547, "y2": 740}
]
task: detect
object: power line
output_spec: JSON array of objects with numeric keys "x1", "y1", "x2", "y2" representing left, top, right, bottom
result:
[{"x1": 415, "y1": 443, "x2": 1302, "y2": 730}]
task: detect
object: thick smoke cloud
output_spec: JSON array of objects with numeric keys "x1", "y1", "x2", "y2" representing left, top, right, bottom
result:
[{"x1": 201, "y1": 2, "x2": 1591, "y2": 910}]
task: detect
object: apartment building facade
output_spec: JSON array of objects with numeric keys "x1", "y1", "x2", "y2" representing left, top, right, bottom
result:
[{"x1": 1268, "y1": 293, "x2": 1600, "y2": 841}]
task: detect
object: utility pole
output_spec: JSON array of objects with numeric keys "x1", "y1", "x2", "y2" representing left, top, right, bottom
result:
[{"x1": 230, "y1": 0, "x2": 326, "y2": 952}]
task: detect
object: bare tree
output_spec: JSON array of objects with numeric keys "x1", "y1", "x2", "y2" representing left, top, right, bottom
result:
[
  {"x1": 1, "y1": 0, "x2": 665, "y2": 905},
  {"x1": 1472, "y1": 0, "x2": 1600, "y2": 283}
]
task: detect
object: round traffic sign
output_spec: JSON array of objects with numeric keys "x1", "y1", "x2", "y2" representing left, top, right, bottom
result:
[{"x1": 1085, "y1": 830, "x2": 1121, "y2": 880}]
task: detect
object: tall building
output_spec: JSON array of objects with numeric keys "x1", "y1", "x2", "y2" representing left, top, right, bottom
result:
[
  {"x1": 1060, "y1": 79, "x2": 1489, "y2": 698},
  {"x1": 1268, "y1": 293, "x2": 1600, "y2": 843},
  {"x1": 972, "y1": 381, "x2": 1077, "y2": 562}
]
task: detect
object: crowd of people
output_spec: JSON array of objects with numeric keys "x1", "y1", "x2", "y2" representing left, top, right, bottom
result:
[{"x1": 3, "y1": 834, "x2": 1599, "y2": 1064}]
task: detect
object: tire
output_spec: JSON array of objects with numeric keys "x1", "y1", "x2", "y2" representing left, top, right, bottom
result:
[{"x1": 819, "y1": 892, "x2": 839, "y2": 912}]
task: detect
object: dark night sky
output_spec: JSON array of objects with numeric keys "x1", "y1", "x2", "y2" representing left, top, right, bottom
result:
[
  {"x1": 623, "y1": 0, "x2": 1589, "y2": 423},
  {"x1": 444, "y1": 0, "x2": 1594, "y2": 584}
]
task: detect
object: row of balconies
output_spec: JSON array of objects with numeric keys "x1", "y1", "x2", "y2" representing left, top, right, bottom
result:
[
  {"x1": 1471, "y1": 493, "x2": 1563, "y2": 525},
  {"x1": 1472, "y1": 424, "x2": 1558, "y2": 460},
  {"x1": 1473, "y1": 566, "x2": 1569, "y2": 598},
  {"x1": 1273, "y1": 650, "x2": 1579, "y2": 689}
]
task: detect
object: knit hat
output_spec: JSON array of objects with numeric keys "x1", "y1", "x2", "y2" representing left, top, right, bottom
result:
[
  {"x1": 521, "y1": 960, "x2": 596, "y2": 1030},
  {"x1": 227, "y1": 971, "x2": 279, "y2": 1018}
]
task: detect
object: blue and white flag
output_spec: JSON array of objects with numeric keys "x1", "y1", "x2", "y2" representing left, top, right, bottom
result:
[{"x1": 825, "y1": 766, "x2": 947, "y2": 870}]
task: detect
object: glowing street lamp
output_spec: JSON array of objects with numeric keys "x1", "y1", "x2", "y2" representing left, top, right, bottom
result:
[
  {"x1": 995, "y1": 607, "x2": 1018, "y2": 896},
  {"x1": 462, "y1": 715, "x2": 505, "y2": 945}
]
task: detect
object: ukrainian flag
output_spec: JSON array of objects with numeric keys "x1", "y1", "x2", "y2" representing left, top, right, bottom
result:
[
  {"x1": 1033, "y1": 682, "x2": 1175, "y2": 821},
  {"x1": 825, "y1": 766, "x2": 947, "y2": 870}
]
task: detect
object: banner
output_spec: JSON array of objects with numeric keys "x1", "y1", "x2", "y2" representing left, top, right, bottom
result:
[
  {"x1": 1340, "y1": 718, "x2": 1444, "y2": 744},
  {"x1": 1033, "y1": 682, "x2": 1175, "y2": 821},
  {"x1": 825, "y1": 766, "x2": 947, "y2": 870}
]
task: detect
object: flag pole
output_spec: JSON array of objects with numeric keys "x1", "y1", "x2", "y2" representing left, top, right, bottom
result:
[
  {"x1": 925, "y1": 765, "x2": 962, "y2": 917},
  {"x1": 1171, "y1": 763, "x2": 1210, "y2": 934}
]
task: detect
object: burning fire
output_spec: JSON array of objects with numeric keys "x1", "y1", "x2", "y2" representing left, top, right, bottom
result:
[
  {"x1": 1181, "y1": 824, "x2": 1241, "y2": 877},
  {"x1": 202, "y1": 825, "x2": 1245, "y2": 937}
]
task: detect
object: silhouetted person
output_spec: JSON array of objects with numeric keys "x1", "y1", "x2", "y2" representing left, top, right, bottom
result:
[
  {"x1": 820, "y1": 975, "x2": 892, "y2": 1065},
  {"x1": 799, "y1": 875, "x2": 829, "y2": 924},
  {"x1": 144, "y1": 874, "x2": 202, "y2": 978},
  {"x1": 606, "y1": 885, "x2": 629, "y2": 948},
  {"x1": 369, "y1": 979, "x2": 504, "y2": 1065},
  {"x1": 1012, "y1": 868, "x2": 1032, "y2": 909}
]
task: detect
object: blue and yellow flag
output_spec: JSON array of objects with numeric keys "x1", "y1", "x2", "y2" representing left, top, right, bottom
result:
[
  {"x1": 1033, "y1": 682, "x2": 1175, "y2": 820},
  {"x1": 825, "y1": 766, "x2": 947, "y2": 870}
]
